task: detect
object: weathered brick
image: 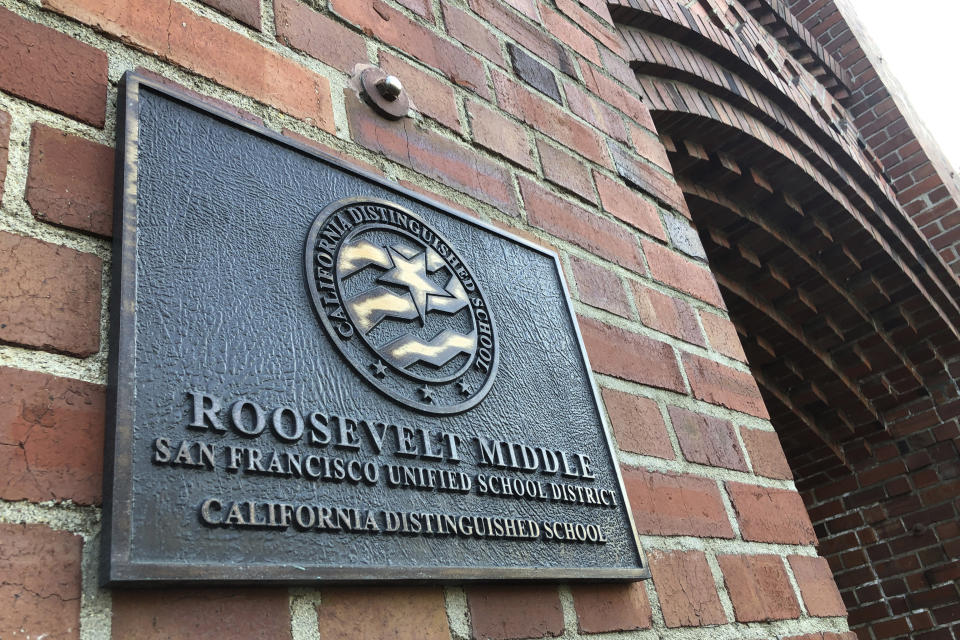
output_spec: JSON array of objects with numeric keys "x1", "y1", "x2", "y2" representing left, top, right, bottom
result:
[
  {"x1": 201, "y1": 0, "x2": 261, "y2": 29},
  {"x1": 608, "y1": 141, "x2": 689, "y2": 216},
  {"x1": 579, "y1": 316, "x2": 685, "y2": 392},
  {"x1": 662, "y1": 213, "x2": 706, "y2": 260},
  {"x1": 630, "y1": 122, "x2": 672, "y2": 171},
  {"x1": 470, "y1": 0, "x2": 572, "y2": 75},
  {"x1": 466, "y1": 584, "x2": 563, "y2": 640},
  {"x1": 647, "y1": 550, "x2": 727, "y2": 627},
  {"x1": 789, "y1": 555, "x2": 848, "y2": 617},
  {"x1": 0, "y1": 8, "x2": 107, "y2": 127},
  {"x1": 600, "y1": 387, "x2": 673, "y2": 459},
  {"x1": 380, "y1": 51, "x2": 460, "y2": 131},
  {"x1": 555, "y1": 0, "x2": 624, "y2": 54},
  {"x1": 396, "y1": 0, "x2": 433, "y2": 21},
  {"x1": 741, "y1": 428, "x2": 793, "y2": 480},
  {"x1": 632, "y1": 281, "x2": 705, "y2": 346},
  {"x1": 0, "y1": 232, "x2": 101, "y2": 357},
  {"x1": 622, "y1": 467, "x2": 734, "y2": 538},
  {"x1": 45, "y1": 0, "x2": 334, "y2": 129},
  {"x1": 467, "y1": 100, "x2": 533, "y2": 170},
  {"x1": 581, "y1": 64, "x2": 654, "y2": 130},
  {"x1": 274, "y1": 0, "x2": 368, "y2": 74},
  {"x1": 682, "y1": 353, "x2": 769, "y2": 419},
  {"x1": 642, "y1": 240, "x2": 725, "y2": 307},
  {"x1": 442, "y1": 1, "x2": 505, "y2": 66},
  {"x1": 0, "y1": 367, "x2": 104, "y2": 505},
  {"x1": 536, "y1": 139, "x2": 597, "y2": 203},
  {"x1": 0, "y1": 110, "x2": 9, "y2": 192},
  {"x1": 112, "y1": 588, "x2": 291, "y2": 639},
  {"x1": 540, "y1": 4, "x2": 601, "y2": 65},
  {"x1": 699, "y1": 310, "x2": 747, "y2": 362},
  {"x1": 0, "y1": 523, "x2": 82, "y2": 640},
  {"x1": 495, "y1": 71, "x2": 608, "y2": 166},
  {"x1": 570, "y1": 256, "x2": 631, "y2": 318},
  {"x1": 718, "y1": 554, "x2": 802, "y2": 622},
  {"x1": 346, "y1": 91, "x2": 516, "y2": 215},
  {"x1": 509, "y1": 43, "x2": 561, "y2": 102},
  {"x1": 331, "y1": 0, "x2": 488, "y2": 98},
  {"x1": 26, "y1": 124, "x2": 114, "y2": 237},
  {"x1": 316, "y1": 587, "x2": 450, "y2": 640},
  {"x1": 727, "y1": 482, "x2": 817, "y2": 545},
  {"x1": 564, "y1": 81, "x2": 629, "y2": 142},
  {"x1": 668, "y1": 406, "x2": 748, "y2": 471},
  {"x1": 520, "y1": 177, "x2": 642, "y2": 271},
  {"x1": 571, "y1": 582, "x2": 652, "y2": 633},
  {"x1": 595, "y1": 172, "x2": 665, "y2": 240}
]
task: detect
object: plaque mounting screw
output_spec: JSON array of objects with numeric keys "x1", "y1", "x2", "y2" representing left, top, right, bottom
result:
[
  {"x1": 357, "y1": 66, "x2": 410, "y2": 120},
  {"x1": 376, "y1": 75, "x2": 403, "y2": 102}
]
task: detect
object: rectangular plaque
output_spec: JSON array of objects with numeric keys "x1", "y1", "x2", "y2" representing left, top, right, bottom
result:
[{"x1": 102, "y1": 72, "x2": 650, "y2": 584}]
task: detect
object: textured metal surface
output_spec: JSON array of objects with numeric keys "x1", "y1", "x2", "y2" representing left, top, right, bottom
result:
[{"x1": 102, "y1": 72, "x2": 649, "y2": 585}]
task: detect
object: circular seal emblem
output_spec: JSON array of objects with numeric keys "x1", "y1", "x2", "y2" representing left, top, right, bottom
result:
[{"x1": 305, "y1": 197, "x2": 498, "y2": 414}]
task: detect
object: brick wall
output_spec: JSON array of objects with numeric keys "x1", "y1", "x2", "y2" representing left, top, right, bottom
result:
[
  {"x1": 0, "y1": 0, "x2": 852, "y2": 638},
  {"x1": 785, "y1": 0, "x2": 960, "y2": 278}
]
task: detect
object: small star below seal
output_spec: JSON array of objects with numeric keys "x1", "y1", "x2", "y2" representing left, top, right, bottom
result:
[
  {"x1": 417, "y1": 385, "x2": 434, "y2": 402},
  {"x1": 457, "y1": 380, "x2": 473, "y2": 396},
  {"x1": 370, "y1": 359, "x2": 388, "y2": 378}
]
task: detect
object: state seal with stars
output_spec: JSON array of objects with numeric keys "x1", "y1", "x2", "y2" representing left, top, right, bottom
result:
[{"x1": 305, "y1": 197, "x2": 499, "y2": 414}]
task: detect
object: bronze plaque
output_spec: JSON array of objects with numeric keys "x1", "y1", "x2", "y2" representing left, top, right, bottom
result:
[{"x1": 102, "y1": 72, "x2": 649, "y2": 584}]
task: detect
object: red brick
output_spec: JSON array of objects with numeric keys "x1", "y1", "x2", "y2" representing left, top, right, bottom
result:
[
  {"x1": 622, "y1": 466, "x2": 734, "y2": 538},
  {"x1": 442, "y1": 1, "x2": 505, "y2": 67},
  {"x1": 630, "y1": 123, "x2": 671, "y2": 171},
  {"x1": 669, "y1": 406, "x2": 748, "y2": 471},
  {"x1": 642, "y1": 240, "x2": 724, "y2": 307},
  {"x1": 540, "y1": 5, "x2": 600, "y2": 65},
  {"x1": 595, "y1": 172, "x2": 665, "y2": 240},
  {"x1": 520, "y1": 177, "x2": 642, "y2": 271},
  {"x1": 632, "y1": 281, "x2": 704, "y2": 346},
  {"x1": 45, "y1": 0, "x2": 333, "y2": 129},
  {"x1": 0, "y1": 110, "x2": 9, "y2": 192},
  {"x1": 579, "y1": 316, "x2": 685, "y2": 392},
  {"x1": 699, "y1": 310, "x2": 747, "y2": 362},
  {"x1": 136, "y1": 67, "x2": 266, "y2": 126},
  {"x1": 682, "y1": 353, "x2": 769, "y2": 419},
  {"x1": 536, "y1": 138, "x2": 597, "y2": 203},
  {"x1": 346, "y1": 91, "x2": 516, "y2": 215},
  {"x1": 647, "y1": 550, "x2": 726, "y2": 627},
  {"x1": 316, "y1": 587, "x2": 450, "y2": 640},
  {"x1": 0, "y1": 367, "x2": 104, "y2": 505},
  {"x1": 331, "y1": 0, "x2": 488, "y2": 98},
  {"x1": 581, "y1": 64, "x2": 654, "y2": 131},
  {"x1": 0, "y1": 8, "x2": 107, "y2": 127},
  {"x1": 600, "y1": 387, "x2": 673, "y2": 459},
  {"x1": 201, "y1": 0, "x2": 261, "y2": 29},
  {"x1": 495, "y1": 71, "x2": 608, "y2": 167},
  {"x1": 718, "y1": 554, "x2": 802, "y2": 622},
  {"x1": 727, "y1": 482, "x2": 817, "y2": 545},
  {"x1": 466, "y1": 584, "x2": 563, "y2": 640},
  {"x1": 380, "y1": 51, "x2": 460, "y2": 131},
  {"x1": 789, "y1": 555, "x2": 848, "y2": 617},
  {"x1": 470, "y1": 0, "x2": 570, "y2": 73},
  {"x1": 274, "y1": 0, "x2": 368, "y2": 74},
  {"x1": 0, "y1": 523, "x2": 82, "y2": 640},
  {"x1": 563, "y1": 81, "x2": 628, "y2": 142},
  {"x1": 571, "y1": 582, "x2": 652, "y2": 633},
  {"x1": 112, "y1": 588, "x2": 291, "y2": 639},
  {"x1": 555, "y1": 0, "x2": 624, "y2": 54},
  {"x1": 0, "y1": 232, "x2": 101, "y2": 357},
  {"x1": 396, "y1": 0, "x2": 434, "y2": 21},
  {"x1": 467, "y1": 100, "x2": 533, "y2": 170},
  {"x1": 741, "y1": 428, "x2": 793, "y2": 480},
  {"x1": 26, "y1": 124, "x2": 114, "y2": 237},
  {"x1": 570, "y1": 256, "x2": 631, "y2": 317}
]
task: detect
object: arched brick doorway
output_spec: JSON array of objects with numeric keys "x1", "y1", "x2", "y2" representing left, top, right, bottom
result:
[{"x1": 610, "y1": 1, "x2": 960, "y2": 637}]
